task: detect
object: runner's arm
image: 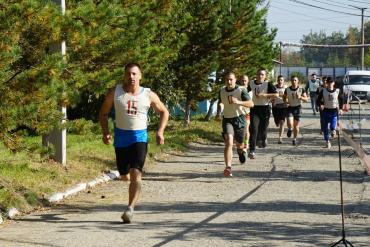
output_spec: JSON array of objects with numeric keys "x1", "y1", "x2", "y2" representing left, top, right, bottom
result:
[
  {"x1": 150, "y1": 91, "x2": 169, "y2": 145},
  {"x1": 99, "y1": 89, "x2": 114, "y2": 144}
]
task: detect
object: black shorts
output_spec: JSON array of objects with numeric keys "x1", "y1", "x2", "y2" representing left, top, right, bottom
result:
[
  {"x1": 222, "y1": 120, "x2": 245, "y2": 144},
  {"x1": 287, "y1": 105, "x2": 302, "y2": 121},
  {"x1": 115, "y1": 142, "x2": 148, "y2": 175},
  {"x1": 272, "y1": 105, "x2": 287, "y2": 126}
]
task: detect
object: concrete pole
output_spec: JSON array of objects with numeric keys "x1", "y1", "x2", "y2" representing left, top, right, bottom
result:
[
  {"x1": 361, "y1": 8, "x2": 365, "y2": 70},
  {"x1": 279, "y1": 42, "x2": 282, "y2": 75},
  {"x1": 49, "y1": 0, "x2": 67, "y2": 166}
]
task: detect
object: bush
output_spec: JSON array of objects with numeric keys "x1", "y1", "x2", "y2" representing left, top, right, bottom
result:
[{"x1": 67, "y1": 118, "x2": 101, "y2": 135}]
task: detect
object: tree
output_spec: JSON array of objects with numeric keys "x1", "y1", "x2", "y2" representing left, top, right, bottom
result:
[
  {"x1": 0, "y1": 0, "x2": 64, "y2": 150},
  {"x1": 0, "y1": 0, "x2": 188, "y2": 150},
  {"x1": 209, "y1": 0, "x2": 278, "y2": 119},
  {"x1": 170, "y1": 0, "x2": 221, "y2": 126}
]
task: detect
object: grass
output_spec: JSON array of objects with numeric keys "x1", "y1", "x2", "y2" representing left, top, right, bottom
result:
[{"x1": 0, "y1": 117, "x2": 222, "y2": 213}]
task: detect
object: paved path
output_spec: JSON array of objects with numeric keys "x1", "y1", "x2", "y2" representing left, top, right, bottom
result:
[{"x1": 0, "y1": 104, "x2": 369, "y2": 246}]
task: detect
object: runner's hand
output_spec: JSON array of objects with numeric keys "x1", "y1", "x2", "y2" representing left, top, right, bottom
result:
[
  {"x1": 156, "y1": 131, "x2": 165, "y2": 145},
  {"x1": 102, "y1": 134, "x2": 112, "y2": 145}
]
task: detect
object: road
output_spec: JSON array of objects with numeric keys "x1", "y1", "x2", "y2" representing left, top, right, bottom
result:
[{"x1": 0, "y1": 103, "x2": 369, "y2": 246}]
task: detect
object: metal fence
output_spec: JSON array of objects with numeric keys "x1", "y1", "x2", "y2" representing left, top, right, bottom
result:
[{"x1": 273, "y1": 66, "x2": 370, "y2": 80}]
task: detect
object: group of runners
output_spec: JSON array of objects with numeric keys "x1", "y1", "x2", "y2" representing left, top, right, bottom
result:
[
  {"x1": 218, "y1": 70, "x2": 344, "y2": 177},
  {"x1": 98, "y1": 63, "x2": 343, "y2": 223}
]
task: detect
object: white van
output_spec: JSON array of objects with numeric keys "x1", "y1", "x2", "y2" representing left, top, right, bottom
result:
[{"x1": 343, "y1": 70, "x2": 370, "y2": 102}]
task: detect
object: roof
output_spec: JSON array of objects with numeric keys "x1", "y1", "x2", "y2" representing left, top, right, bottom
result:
[{"x1": 346, "y1": 70, "x2": 370, "y2": 76}]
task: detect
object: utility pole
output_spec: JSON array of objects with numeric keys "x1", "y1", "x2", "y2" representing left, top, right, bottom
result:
[
  {"x1": 48, "y1": 0, "x2": 67, "y2": 166},
  {"x1": 361, "y1": 8, "x2": 366, "y2": 70},
  {"x1": 279, "y1": 42, "x2": 282, "y2": 75},
  {"x1": 349, "y1": 5, "x2": 367, "y2": 70}
]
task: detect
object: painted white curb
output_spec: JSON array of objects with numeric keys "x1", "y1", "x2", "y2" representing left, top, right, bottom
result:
[
  {"x1": 7, "y1": 207, "x2": 21, "y2": 219},
  {"x1": 47, "y1": 170, "x2": 120, "y2": 204},
  {"x1": 0, "y1": 170, "x2": 120, "y2": 225}
]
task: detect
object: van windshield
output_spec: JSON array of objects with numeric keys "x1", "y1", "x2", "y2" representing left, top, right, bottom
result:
[{"x1": 348, "y1": 75, "x2": 370, "y2": 85}]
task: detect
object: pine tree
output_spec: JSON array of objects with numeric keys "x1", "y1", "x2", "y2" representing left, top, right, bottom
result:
[{"x1": 170, "y1": 0, "x2": 221, "y2": 126}]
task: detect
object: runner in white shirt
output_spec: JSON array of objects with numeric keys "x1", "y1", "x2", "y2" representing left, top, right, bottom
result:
[
  {"x1": 284, "y1": 76, "x2": 309, "y2": 146},
  {"x1": 99, "y1": 63, "x2": 169, "y2": 223},
  {"x1": 271, "y1": 75, "x2": 288, "y2": 144}
]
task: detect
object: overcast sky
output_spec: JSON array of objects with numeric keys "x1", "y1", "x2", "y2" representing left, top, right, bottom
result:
[{"x1": 266, "y1": 0, "x2": 370, "y2": 43}]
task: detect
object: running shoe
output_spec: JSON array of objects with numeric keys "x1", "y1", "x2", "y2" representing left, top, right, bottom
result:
[
  {"x1": 278, "y1": 139, "x2": 283, "y2": 144},
  {"x1": 261, "y1": 140, "x2": 267, "y2": 148},
  {"x1": 238, "y1": 150, "x2": 246, "y2": 164},
  {"x1": 223, "y1": 166, "x2": 233, "y2": 177},
  {"x1": 331, "y1": 130, "x2": 336, "y2": 138},
  {"x1": 248, "y1": 152, "x2": 256, "y2": 159},
  {"x1": 257, "y1": 140, "x2": 262, "y2": 148},
  {"x1": 292, "y1": 139, "x2": 296, "y2": 146},
  {"x1": 121, "y1": 207, "x2": 134, "y2": 223},
  {"x1": 287, "y1": 128, "x2": 292, "y2": 138},
  {"x1": 326, "y1": 141, "x2": 331, "y2": 149}
]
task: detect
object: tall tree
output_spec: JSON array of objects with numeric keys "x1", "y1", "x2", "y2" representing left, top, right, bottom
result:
[
  {"x1": 0, "y1": 0, "x2": 188, "y2": 150},
  {"x1": 208, "y1": 0, "x2": 278, "y2": 120},
  {"x1": 170, "y1": 0, "x2": 220, "y2": 126},
  {"x1": 0, "y1": 0, "x2": 63, "y2": 150}
]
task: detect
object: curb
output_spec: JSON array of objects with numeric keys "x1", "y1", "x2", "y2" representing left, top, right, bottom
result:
[{"x1": 0, "y1": 170, "x2": 121, "y2": 225}]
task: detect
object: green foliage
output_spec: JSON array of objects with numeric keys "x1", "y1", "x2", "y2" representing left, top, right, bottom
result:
[
  {"x1": 67, "y1": 118, "x2": 101, "y2": 135},
  {"x1": 0, "y1": 0, "x2": 278, "y2": 151},
  {"x1": 297, "y1": 21, "x2": 370, "y2": 66}
]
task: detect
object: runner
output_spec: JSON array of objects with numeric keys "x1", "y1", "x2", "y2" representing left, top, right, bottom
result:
[
  {"x1": 239, "y1": 75, "x2": 251, "y2": 150},
  {"x1": 99, "y1": 63, "x2": 169, "y2": 223},
  {"x1": 317, "y1": 77, "x2": 343, "y2": 149},
  {"x1": 247, "y1": 68, "x2": 278, "y2": 159},
  {"x1": 284, "y1": 76, "x2": 309, "y2": 146},
  {"x1": 218, "y1": 72, "x2": 254, "y2": 177},
  {"x1": 271, "y1": 75, "x2": 287, "y2": 144},
  {"x1": 305, "y1": 73, "x2": 320, "y2": 115},
  {"x1": 317, "y1": 76, "x2": 327, "y2": 135}
]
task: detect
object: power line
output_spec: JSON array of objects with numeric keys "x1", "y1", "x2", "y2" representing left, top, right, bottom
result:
[
  {"x1": 346, "y1": 0, "x2": 370, "y2": 6},
  {"x1": 281, "y1": 42, "x2": 370, "y2": 48},
  {"x1": 319, "y1": 0, "x2": 370, "y2": 9},
  {"x1": 270, "y1": 4, "x2": 360, "y2": 26},
  {"x1": 288, "y1": 0, "x2": 370, "y2": 17},
  {"x1": 310, "y1": 0, "x2": 358, "y2": 10}
]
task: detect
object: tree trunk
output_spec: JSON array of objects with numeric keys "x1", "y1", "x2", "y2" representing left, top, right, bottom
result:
[
  {"x1": 204, "y1": 98, "x2": 216, "y2": 121},
  {"x1": 183, "y1": 100, "x2": 191, "y2": 127}
]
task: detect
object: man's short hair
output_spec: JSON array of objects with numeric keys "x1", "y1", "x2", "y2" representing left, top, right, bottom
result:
[
  {"x1": 224, "y1": 71, "x2": 236, "y2": 79},
  {"x1": 311, "y1": 73, "x2": 316, "y2": 76},
  {"x1": 125, "y1": 62, "x2": 141, "y2": 72},
  {"x1": 257, "y1": 68, "x2": 267, "y2": 74},
  {"x1": 327, "y1": 77, "x2": 334, "y2": 83}
]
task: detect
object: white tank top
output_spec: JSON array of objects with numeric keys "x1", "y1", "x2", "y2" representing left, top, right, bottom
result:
[
  {"x1": 274, "y1": 85, "x2": 286, "y2": 105},
  {"x1": 285, "y1": 87, "x2": 303, "y2": 107},
  {"x1": 240, "y1": 85, "x2": 251, "y2": 114},
  {"x1": 220, "y1": 86, "x2": 246, "y2": 118},
  {"x1": 323, "y1": 88, "x2": 340, "y2": 109},
  {"x1": 114, "y1": 85, "x2": 151, "y2": 130},
  {"x1": 250, "y1": 81, "x2": 269, "y2": 106}
]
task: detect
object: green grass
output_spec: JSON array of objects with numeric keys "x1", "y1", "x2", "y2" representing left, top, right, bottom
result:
[{"x1": 0, "y1": 118, "x2": 222, "y2": 212}]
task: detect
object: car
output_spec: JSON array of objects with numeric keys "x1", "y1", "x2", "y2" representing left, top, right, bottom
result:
[{"x1": 343, "y1": 70, "x2": 370, "y2": 103}]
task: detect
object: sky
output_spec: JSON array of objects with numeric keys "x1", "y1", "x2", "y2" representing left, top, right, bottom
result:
[{"x1": 266, "y1": 0, "x2": 370, "y2": 44}]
